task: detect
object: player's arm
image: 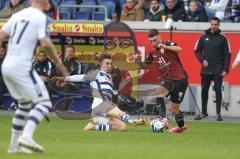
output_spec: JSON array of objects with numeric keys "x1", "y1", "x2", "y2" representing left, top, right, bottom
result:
[
  {"x1": 40, "y1": 37, "x2": 68, "y2": 77},
  {"x1": 135, "y1": 54, "x2": 152, "y2": 69},
  {"x1": 64, "y1": 75, "x2": 86, "y2": 82},
  {"x1": 164, "y1": 45, "x2": 182, "y2": 53},
  {"x1": 40, "y1": 38, "x2": 61, "y2": 65},
  {"x1": 158, "y1": 41, "x2": 182, "y2": 53},
  {"x1": 53, "y1": 69, "x2": 98, "y2": 82},
  {"x1": 51, "y1": 74, "x2": 85, "y2": 84},
  {"x1": 0, "y1": 15, "x2": 12, "y2": 47},
  {"x1": 0, "y1": 15, "x2": 16, "y2": 47},
  {"x1": 38, "y1": 16, "x2": 68, "y2": 77},
  {"x1": 0, "y1": 31, "x2": 9, "y2": 47}
]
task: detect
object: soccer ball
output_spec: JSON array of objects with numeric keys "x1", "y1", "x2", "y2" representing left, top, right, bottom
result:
[{"x1": 150, "y1": 118, "x2": 165, "y2": 133}]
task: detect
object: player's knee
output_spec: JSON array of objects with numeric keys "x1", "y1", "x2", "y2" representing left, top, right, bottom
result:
[
  {"x1": 119, "y1": 122, "x2": 128, "y2": 131},
  {"x1": 33, "y1": 100, "x2": 52, "y2": 116},
  {"x1": 18, "y1": 101, "x2": 32, "y2": 112},
  {"x1": 171, "y1": 110, "x2": 177, "y2": 115}
]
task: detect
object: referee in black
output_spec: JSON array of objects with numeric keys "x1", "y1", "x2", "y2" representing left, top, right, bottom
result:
[{"x1": 194, "y1": 17, "x2": 231, "y2": 121}]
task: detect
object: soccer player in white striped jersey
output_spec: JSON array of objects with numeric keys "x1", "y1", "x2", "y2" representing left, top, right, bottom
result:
[
  {"x1": 0, "y1": 0, "x2": 68, "y2": 154},
  {"x1": 53, "y1": 54, "x2": 142, "y2": 131}
]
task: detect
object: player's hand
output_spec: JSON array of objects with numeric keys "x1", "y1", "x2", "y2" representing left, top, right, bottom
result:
[
  {"x1": 55, "y1": 81, "x2": 66, "y2": 88},
  {"x1": 51, "y1": 76, "x2": 65, "y2": 82},
  {"x1": 221, "y1": 71, "x2": 227, "y2": 76},
  {"x1": 113, "y1": 90, "x2": 118, "y2": 95},
  {"x1": 157, "y1": 43, "x2": 167, "y2": 49},
  {"x1": 202, "y1": 60, "x2": 208, "y2": 67},
  {"x1": 50, "y1": 76, "x2": 66, "y2": 89},
  {"x1": 134, "y1": 54, "x2": 142, "y2": 63},
  {"x1": 232, "y1": 61, "x2": 238, "y2": 70}
]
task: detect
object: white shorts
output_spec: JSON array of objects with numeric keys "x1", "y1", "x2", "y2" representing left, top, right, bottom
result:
[
  {"x1": 91, "y1": 97, "x2": 117, "y2": 125},
  {"x1": 2, "y1": 67, "x2": 50, "y2": 104}
]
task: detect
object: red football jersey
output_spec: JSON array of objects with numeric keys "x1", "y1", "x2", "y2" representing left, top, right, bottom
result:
[{"x1": 145, "y1": 41, "x2": 188, "y2": 80}]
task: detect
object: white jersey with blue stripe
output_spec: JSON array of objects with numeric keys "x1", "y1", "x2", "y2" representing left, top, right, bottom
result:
[
  {"x1": 64, "y1": 69, "x2": 114, "y2": 101},
  {"x1": 1, "y1": 7, "x2": 50, "y2": 71},
  {"x1": 90, "y1": 70, "x2": 114, "y2": 102}
]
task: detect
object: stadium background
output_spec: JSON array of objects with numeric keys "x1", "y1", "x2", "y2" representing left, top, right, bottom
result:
[{"x1": 1, "y1": 20, "x2": 240, "y2": 117}]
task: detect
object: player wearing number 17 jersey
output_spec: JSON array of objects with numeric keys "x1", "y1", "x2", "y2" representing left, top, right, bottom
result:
[{"x1": 0, "y1": 0, "x2": 68, "y2": 154}]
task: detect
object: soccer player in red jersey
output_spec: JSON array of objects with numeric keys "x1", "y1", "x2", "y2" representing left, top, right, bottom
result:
[{"x1": 135, "y1": 29, "x2": 188, "y2": 133}]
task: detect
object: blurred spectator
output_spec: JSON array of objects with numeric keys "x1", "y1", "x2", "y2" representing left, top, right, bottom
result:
[
  {"x1": 0, "y1": 0, "x2": 25, "y2": 19},
  {"x1": 224, "y1": 0, "x2": 233, "y2": 22},
  {"x1": 34, "y1": 51, "x2": 55, "y2": 87},
  {"x1": 0, "y1": 44, "x2": 6, "y2": 109},
  {"x1": 205, "y1": 0, "x2": 229, "y2": 21},
  {"x1": 145, "y1": 0, "x2": 165, "y2": 21},
  {"x1": 64, "y1": 46, "x2": 81, "y2": 75},
  {"x1": 231, "y1": 0, "x2": 240, "y2": 22},
  {"x1": 184, "y1": 0, "x2": 208, "y2": 22},
  {"x1": 46, "y1": 0, "x2": 57, "y2": 19},
  {"x1": 159, "y1": 0, "x2": 186, "y2": 21},
  {"x1": 120, "y1": 0, "x2": 145, "y2": 21},
  {"x1": 144, "y1": 0, "x2": 165, "y2": 14},
  {"x1": 182, "y1": 0, "x2": 207, "y2": 14}
]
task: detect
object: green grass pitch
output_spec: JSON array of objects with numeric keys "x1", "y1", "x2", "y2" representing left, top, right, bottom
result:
[{"x1": 0, "y1": 114, "x2": 240, "y2": 159}]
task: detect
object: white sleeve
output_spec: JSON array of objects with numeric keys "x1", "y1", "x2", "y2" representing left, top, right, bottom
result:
[
  {"x1": 64, "y1": 75, "x2": 86, "y2": 82},
  {"x1": 1, "y1": 16, "x2": 14, "y2": 35},
  {"x1": 234, "y1": 50, "x2": 240, "y2": 63},
  {"x1": 209, "y1": 0, "x2": 229, "y2": 11},
  {"x1": 38, "y1": 15, "x2": 51, "y2": 39}
]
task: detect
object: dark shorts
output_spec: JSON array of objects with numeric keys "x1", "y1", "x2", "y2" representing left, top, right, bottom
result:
[{"x1": 161, "y1": 79, "x2": 188, "y2": 104}]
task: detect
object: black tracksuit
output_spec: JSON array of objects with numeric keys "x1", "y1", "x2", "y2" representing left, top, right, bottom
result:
[{"x1": 195, "y1": 29, "x2": 231, "y2": 115}]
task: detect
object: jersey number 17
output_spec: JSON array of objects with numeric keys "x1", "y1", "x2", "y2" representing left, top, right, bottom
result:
[{"x1": 11, "y1": 20, "x2": 30, "y2": 44}]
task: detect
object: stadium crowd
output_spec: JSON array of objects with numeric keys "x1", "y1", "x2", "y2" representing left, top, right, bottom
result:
[{"x1": 0, "y1": 0, "x2": 240, "y2": 22}]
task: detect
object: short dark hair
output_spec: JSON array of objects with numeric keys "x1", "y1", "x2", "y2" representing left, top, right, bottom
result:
[
  {"x1": 99, "y1": 53, "x2": 111, "y2": 63},
  {"x1": 148, "y1": 29, "x2": 159, "y2": 38},
  {"x1": 211, "y1": 17, "x2": 220, "y2": 24}
]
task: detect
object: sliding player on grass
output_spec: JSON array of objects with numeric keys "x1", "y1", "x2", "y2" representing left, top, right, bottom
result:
[
  {"x1": 53, "y1": 54, "x2": 144, "y2": 131},
  {"x1": 135, "y1": 29, "x2": 188, "y2": 133}
]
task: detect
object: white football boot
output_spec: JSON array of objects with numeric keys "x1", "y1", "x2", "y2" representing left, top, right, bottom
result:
[
  {"x1": 18, "y1": 136, "x2": 44, "y2": 153},
  {"x1": 8, "y1": 146, "x2": 33, "y2": 154}
]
